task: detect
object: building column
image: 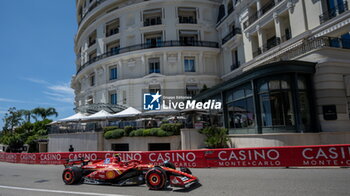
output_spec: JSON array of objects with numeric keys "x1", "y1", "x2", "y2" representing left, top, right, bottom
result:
[
  {"x1": 256, "y1": 0, "x2": 262, "y2": 17},
  {"x1": 199, "y1": 52, "x2": 203, "y2": 73},
  {"x1": 96, "y1": 24, "x2": 104, "y2": 55},
  {"x1": 273, "y1": 13, "x2": 282, "y2": 42},
  {"x1": 177, "y1": 52, "x2": 182, "y2": 73},
  {"x1": 257, "y1": 25, "x2": 265, "y2": 51},
  {"x1": 163, "y1": 52, "x2": 167, "y2": 75}
]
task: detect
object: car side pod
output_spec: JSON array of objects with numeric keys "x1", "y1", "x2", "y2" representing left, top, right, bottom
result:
[{"x1": 145, "y1": 167, "x2": 167, "y2": 190}]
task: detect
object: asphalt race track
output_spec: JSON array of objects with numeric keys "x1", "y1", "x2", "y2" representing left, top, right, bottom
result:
[{"x1": 0, "y1": 162, "x2": 349, "y2": 196}]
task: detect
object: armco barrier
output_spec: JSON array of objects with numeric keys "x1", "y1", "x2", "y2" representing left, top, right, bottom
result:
[{"x1": 0, "y1": 144, "x2": 349, "y2": 167}]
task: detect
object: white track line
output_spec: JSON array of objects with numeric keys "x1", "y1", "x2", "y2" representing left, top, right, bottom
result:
[{"x1": 0, "y1": 185, "x2": 132, "y2": 196}]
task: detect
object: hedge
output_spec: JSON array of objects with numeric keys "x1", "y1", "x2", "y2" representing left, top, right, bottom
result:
[
  {"x1": 104, "y1": 129, "x2": 125, "y2": 139},
  {"x1": 160, "y1": 123, "x2": 182, "y2": 135},
  {"x1": 129, "y1": 128, "x2": 173, "y2": 137}
]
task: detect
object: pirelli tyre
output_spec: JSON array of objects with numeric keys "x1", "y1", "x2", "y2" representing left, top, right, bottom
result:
[
  {"x1": 62, "y1": 166, "x2": 82, "y2": 185},
  {"x1": 145, "y1": 167, "x2": 167, "y2": 190}
]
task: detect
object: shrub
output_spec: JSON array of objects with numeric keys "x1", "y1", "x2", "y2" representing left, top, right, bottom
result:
[
  {"x1": 129, "y1": 129, "x2": 145, "y2": 137},
  {"x1": 104, "y1": 129, "x2": 125, "y2": 139},
  {"x1": 156, "y1": 129, "x2": 173, "y2": 137},
  {"x1": 103, "y1": 126, "x2": 119, "y2": 133},
  {"x1": 129, "y1": 128, "x2": 173, "y2": 137},
  {"x1": 124, "y1": 126, "x2": 135, "y2": 136},
  {"x1": 199, "y1": 127, "x2": 228, "y2": 148},
  {"x1": 160, "y1": 123, "x2": 182, "y2": 135}
]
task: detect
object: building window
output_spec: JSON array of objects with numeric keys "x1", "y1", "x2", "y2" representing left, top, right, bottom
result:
[
  {"x1": 149, "y1": 143, "x2": 170, "y2": 151},
  {"x1": 144, "y1": 32, "x2": 163, "y2": 47},
  {"x1": 110, "y1": 93, "x2": 117, "y2": 105},
  {"x1": 105, "y1": 19, "x2": 119, "y2": 37},
  {"x1": 88, "y1": 30, "x2": 96, "y2": 47},
  {"x1": 88, "y1": 50, "x2": 97, "y2": 63},
  {"x1": 179, "y1": 30, "x2": 198, "y2": 45},
  {"x1": 226, "y1": 84, "x2": 255, "y2": 134},
  {"x1": 257, "y1": 76, "x2": 295, "y2": 132},
  {"x1": 149, "y1": 58, "x2": 160, "y2": 74},
  {"x1": 184, "y1": 57, "x2": 195, "y2": 72},
  {"x1": 178, "y1": 7, "x2": 197, "y2": 24},
  {"x1": 186, "y1": 84, "x2": 198, "y2": 97},
  {"x1": 111, "y1": 143, "x2": 129, "y2": 151},
  {"x1": 297, "y1": 75, "x2": 311, "y2": 132},
  {"x1": 106, "y1": 41, "x2": 120, "y2": 56},
  {"x1": 149, "y1": 85, "x2": 161, "y2": 94},
  {"x1": 87, "y1": 95, "x2": 93, "y2": 105},
  {"x1": 109, "y1": 67, "x2": 117, "y2": 80},
  {"x1": 143, "y1": 9, "x2": 162, "y2": 26},
  {"x1": 89, "y1": 74, "x2": 95, "y2": 86}
]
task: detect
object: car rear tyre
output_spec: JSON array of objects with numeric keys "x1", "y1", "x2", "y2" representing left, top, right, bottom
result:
[
  {"x1": 62, "y1": 166, "x2": 82, "y2": 185},
  {"x1": 145, "y1": 168, "x2": 167, "y2": 190}
]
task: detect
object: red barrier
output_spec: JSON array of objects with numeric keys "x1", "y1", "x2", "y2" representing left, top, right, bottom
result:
[{"x1": 0, "y1": 144, "x2": 349, "y2": 167}]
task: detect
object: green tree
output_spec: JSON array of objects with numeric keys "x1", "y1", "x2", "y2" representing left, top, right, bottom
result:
[
  {"x1": 199, "y1": 127, "x2": 229, "y2": 148},
  {"x1": 2, "y1": 107, "x2": 23, "y2": 132},
  {"x1": 32, "y1": 107, "x2": 58, "y2": 121},
  {"x1": 19, "y1": 109, "x2": 33, "y2": 123}
]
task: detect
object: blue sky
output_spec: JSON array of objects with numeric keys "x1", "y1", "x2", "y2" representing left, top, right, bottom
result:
[{"x1": 0, "y1": 1, "x2": 77, "y2": 128}]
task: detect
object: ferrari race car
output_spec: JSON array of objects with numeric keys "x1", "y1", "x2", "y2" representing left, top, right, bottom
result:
[{"x1": 62, "y1": 155, "x2": 198, "y2": 190}]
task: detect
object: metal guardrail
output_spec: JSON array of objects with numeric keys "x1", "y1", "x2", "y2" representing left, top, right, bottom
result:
[
  {"x1": 77, "y1": 40, "x2": 219, "y2": 74},
  {"x1": 222, "y1": 28, "x2": 242, "y2": 45},
  {"x1": 243, "y1": 0, "x2": 283, "y2": 29}
]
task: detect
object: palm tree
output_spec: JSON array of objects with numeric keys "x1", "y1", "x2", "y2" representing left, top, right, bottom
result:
[
  {"x1": 19, "y1": 110, "x2": 32, "y2": 123},
  {"x1": 32, "y1": 107, "x2": 58, "y2": 120},
  {"x1": 43, "y1": 107, "x2": 58, "y2": 120}
]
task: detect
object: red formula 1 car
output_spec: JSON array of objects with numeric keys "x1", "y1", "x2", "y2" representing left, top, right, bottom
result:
[{"x1": 62, "y1": 155, "x2": 198, "y2": 190}]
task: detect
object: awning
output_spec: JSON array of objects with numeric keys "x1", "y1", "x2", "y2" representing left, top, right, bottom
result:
[
  {"x1": 84, "y1": 110, "x2": 112, "y2": 120},
  {"x1": 58, "y1": 112, "x2": 88, "y2": 122},
  {"x1": 110, "y1": 107, "x2": 141, "y2": 118}
]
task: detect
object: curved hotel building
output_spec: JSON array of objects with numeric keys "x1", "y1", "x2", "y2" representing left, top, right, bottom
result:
[{"x1": 71, "y1": 0, "x2": 350, "y2": 148}]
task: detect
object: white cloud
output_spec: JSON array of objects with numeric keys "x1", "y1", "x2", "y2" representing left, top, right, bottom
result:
[
  {"x1": 0, "y1": 98, "x2": 26, "y2": 103},
  {"x1": 48, "y1": 84, "x2": 74, "y2": 95},
  {"x1": 46, "y1": 83, "x2": 74, "y2": 103},
  {"x1": 21, "y1": 77, "x2": 50, "y2": 85},
  {"x1": 21, "y1": 77, "x2": 74, "y2": 104}
]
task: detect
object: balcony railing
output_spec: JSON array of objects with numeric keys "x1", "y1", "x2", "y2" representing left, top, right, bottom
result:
[
  {"x1": 263, "y1": 36, "x2": 350, "y2": 63},
  {"x1": 243, "y1": 0, "x2": 283, "y2": 29},
  {"x1": 252, "y1": 37, "x2": 281, "y2": 58},
  {"x1": 244, "y1": 12, "x2": 258, "y2": 29},
  {"x1": 77, "y1": 40, "x2": 219, "y2": 74},
  {"x1": 75, "y1": 103, "x2": 126, "y2": 114},
  {"x1": 179, "y1": 16, "x2": 197, "y2": 24},
  {"x1": 262, "y1": 37, "x2": 281, "y2": 52},
  {"x1": 260, "y1": 0, "x2": 275, "y2": 15},
  {"x1": 49, "y1": 123, "x2": 103, "y2": 134},
  {"x1": 319, "y1": 1, "x2": 348, "y2": 24},
  {"x1": 222, "y1": 28, "x2": 242, "y2": 45}
]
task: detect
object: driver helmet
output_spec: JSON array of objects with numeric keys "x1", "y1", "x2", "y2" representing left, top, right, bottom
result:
[{"x1": 113, "y1": 153, "x2": 121, "y2": 162}]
